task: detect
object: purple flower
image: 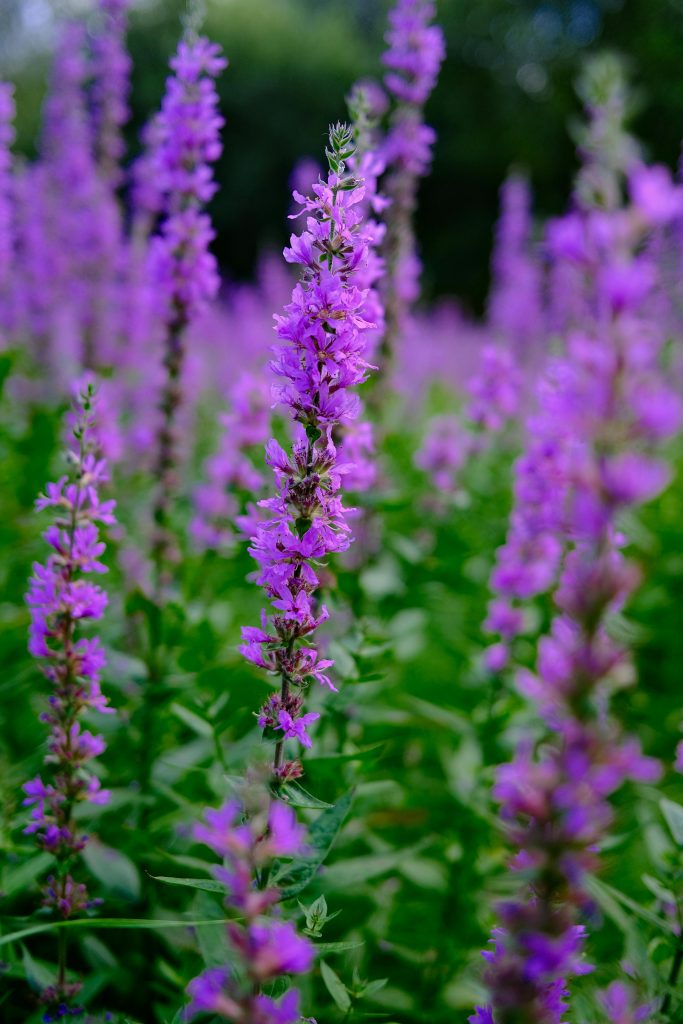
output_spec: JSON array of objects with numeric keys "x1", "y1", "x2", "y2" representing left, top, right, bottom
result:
[
  {"x1": 382, "y1": 0, "x2": 446, "y2": 107},
  {"x1": 253, "y1": 990, "x2": 302, "y2": 1024},
  {"x1": 186, "y1": 791, "x2": 312, "y2": 1021},
  {"x1": 241, "y1": 124, "x2": 380, "y2": 761},
  {"x1": 475, "y1": 152, "x2": 676, "y2": 1024},
  {"x1": 599, "y1": 981, "x2": 653, "y2": 1023},
  {"x1": 186, "y1": 968, "x2": 240, "y2": 1020},
  {"x1": 487, "y1": 174, "x2": 544, "y2": 355},
  {"x1": 22, "y1": 384, "x2": 115, "y2": 1014},
  {"x1": 377, "y1": 0, "x2": 444, "y2": 372},
  {"x1": 276, "y1": 710, "x2": 321, "y2": 749},
  {"x1": 136, "y1": 32, "x2": 225, "y2": 589},
  {"x1": 247, "y1": 920, "x2": 315, "y2": 980},
  {"x1": 0, "y1": 82, "x2": 15, "y2": 318},
  {"x1": 91, "y1": 0, "x2": 131, "y2": 184}
]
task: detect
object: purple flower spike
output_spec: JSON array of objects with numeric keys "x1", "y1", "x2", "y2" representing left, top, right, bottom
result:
[
  {"x1": 0, "y1": 81, "x2": 15, "y2": 328},
  {"x1": 23, "y1": 382, "x2": 116, "y2": 1012},
  {"x1": 241, "y1": 123, "x2": 380, "y2": 767},
  {"x1": 380, "y1": 0, "x2": 445, "y2": 364},
  {"x1": 475, "y1": 120, "x2": 680, "y2": 1024},
  {"x1": 186, "y1": 789, "x2": 313, "y2": 1021}
]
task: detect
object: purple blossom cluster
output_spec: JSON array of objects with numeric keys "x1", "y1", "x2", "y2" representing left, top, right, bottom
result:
[
  {"x1": 22, "y1": 383, "x2": 115, "y2": 1009},
  {"x1": 143, "y1": 37, "x2": 226, "y2": 325},
  {"x1": 473, "y1": 168, "x2": 683, "y2": 1022},
  {"x1": 487, "y1": 174, "x2": 544, "y2": 359},
  {"x1": 139, "y1": 34, "x2": 225, "y2": 586},
  {"x1": 381, "y1": 0, "x2": 445, "y2": 351},
  {"x1": 90, "y1": 0, "x2": 131, "y2": 184},
  {"x1": 1, "y1": 4, "x2": 128, "y2": 384},
  {"x1": 186, "y1": 792, "x2": 313, "y2": 1023},
  {"x1": 0, "y1": 82, "x2": 14, "y2": 310},
  {"x1": 191, "y1": 369, "x2": 271, "y2": 550},
  {"x1": 240, "y1": 123, "x2": 380, "y2": 768}
]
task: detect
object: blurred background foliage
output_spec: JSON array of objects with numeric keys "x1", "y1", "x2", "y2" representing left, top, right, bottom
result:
[{"x1": 3, "y1": 0, "x2": 683, "y2": 312}]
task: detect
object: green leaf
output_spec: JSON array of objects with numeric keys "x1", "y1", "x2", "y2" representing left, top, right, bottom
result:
[
  {"x1": 304, "y1": 743, "x2": 384, "y2": 764},
  {"x1": 362, "y1": 978, "x2": 389, "y2": 998},
  {"x1": 2, "y1": 852, "x2": 52, "y2": 899},
  {"x1": 641, "y1": 873, "x2": 676, "y2": 904},
  {"x1": 170, "y1": 702, "x2": 214, "y2": 738},
  {"x1": 0, "y1": 917, "x2": 232, "y2": 949},
  {"x1": 152, "y1": 876, "x2": 226, "y2": 894},
  {"x1": 82, "y1": 841, "x2": 141, "y2": 901},
  {"x1": 321, "y1": 843, "x2": 426, "y2": 891},
  {"x1": 314, "y1": 940, "x2": 363, "y2": 955},
  {"x1": 275, "y1": 789, "x2": 354, "y2": 900},
  {"x1": 586, "y1": 876, "x2": 675, "y2": 935},
  {"x1": 280, "y1": 782, "x2": 332, "y2": 809},
  {"x1": 660, "y1": 797, "x2": 683, "y2": 846},
  {"x1": 320, "y1": 960, "x2": 352, "y2": 1013},
  {"x1": 21, "y1": 944, "x2": 54, "y2": 992}
]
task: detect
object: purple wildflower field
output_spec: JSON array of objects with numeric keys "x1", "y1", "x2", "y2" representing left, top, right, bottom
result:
[{"x1": 2, "y1": 1, "x2": 683, "y2": 1023}]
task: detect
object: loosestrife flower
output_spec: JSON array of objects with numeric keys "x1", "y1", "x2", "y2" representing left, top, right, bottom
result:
[
  {"x1": 186, "y1": 791, "x2": 313, "y2": 1023},
  {"x1": 40, "y1": 21, "x2": 122, "y2": 375},
  {"x1": 90, "y1": 0, "x2": 131, "y2": 185},
  {"x1": 23, "y1": 382, "x2": 116, "y2": 1014},
  {"x1": 142, "y1": 33, "x2": 225, "y2": 588},
  {"x1": 0, "y1": 81, "x2": 15, "y2": 336},
  {"x1": 380, "y1": 0, "x2": 445, "y2": 362},
  {"x1": 487, "y1": 174, "x2": 544, "y2": 359},
  {"x1": 336, "y1": 82, "x2": 388, "y2": 492},
  {"x1": 191, "y1": 369, "x2": 271, "y2": 551},
  {"x1": 240, "y1": 123, "x2": 379, "y2": 772},
  {"x1": 415, "y1": 345, "x2": 521, "y2": 502},
  {"x1": 473, "y1": 172, "x2": 683, "y2": 1023}
]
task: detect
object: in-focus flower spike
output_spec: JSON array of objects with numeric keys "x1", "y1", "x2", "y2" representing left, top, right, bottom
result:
[
  {"x1": 90, "y1": 0, "x2": 131, "y2": 185},
  {"x1": 380, "y1": 0, "x2": 445, "y2": 371},
  {"x1": 185, "y1": 784, "x2": 313, "y2": 1023},
  {"x1": 142, "y1": 32, "x2": 226, "y2": 594},
  {"x1": 337, "y1": 80, "x2": 388, "y2": 490},
  {"x1": 240, "y1": 122, "x2": 379, "y2": 772},
  {"x1": 22, "y1": 381, "x2": 116, "y2": 1016}
]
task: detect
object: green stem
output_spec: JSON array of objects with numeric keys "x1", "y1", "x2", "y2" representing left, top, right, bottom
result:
[
  {"x1": 57, "y1": 927, "x2": 67, "y2": 994},
  {"x1": 662, "y1": 932, "x2": 683, "y2": 1016}
]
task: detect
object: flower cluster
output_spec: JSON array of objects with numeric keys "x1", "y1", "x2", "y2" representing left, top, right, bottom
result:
[
  {"x1": 186, "y1": 792, "x2": 313, "y2": 1023},
  {"x1": 90, "y1": 0, "x2": 131, "y2": 185},
  {"x1": 473, "y1": 168, "x2": 683, "y2": 1022},
  {"x1": 22, "y1": 383, "x2": 115, "y2": 1011},
  {"x1": 0, "y1": 82, "x2": 14, "y2": 298},
  {"x1": 380, "y1": 0, "x2": 445, "y2": 353},
  {"x1": 142, "y1": 33, "x2": 226, "y2": 587},
  {"x1": 145, "y1": 35, "x2": 226, "y2": 324},
  {"x1": 240, "y1": 123, "x2": 379, "y2": 768},
  {"x1": 487, "y1": 174, "x2": 544, "y2": 359},
  {"x1": 191, "y1": 369, "x2": 271, "y2": 550}
]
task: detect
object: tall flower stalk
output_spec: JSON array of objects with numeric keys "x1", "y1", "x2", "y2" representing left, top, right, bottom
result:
[
  {"x1": 472, "y1": 171, "x2": 683, "y2": 1023},
  {"x1": 22, "y1": 381, "x2": 116, "y2": 1017},
  {"x1": 144, "y1": 33, "x2": 225, "y2": 599},
  {"x1": 90, "y1": 0, "x2": 131, "y2": 186},
  {"x1": 240, "y1": 123, "x2": 379, "y2": 774},
  {"x1": 0, "y1": 81, "x2": 15, "y2": 339},
  {"x1": 131, "y1": 30, "x2": 224, "y2": 799},
  {"x1": 379, "y1": 0, "x2": 445, "y2": 373},
  {"x1": 186, "y1": 786, "x2": 313, "y2": 1023}
]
